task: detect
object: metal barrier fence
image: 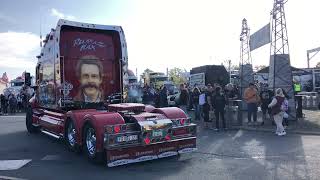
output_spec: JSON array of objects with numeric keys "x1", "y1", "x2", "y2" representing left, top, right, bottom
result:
[
  {"x1": 299, "y1": 92, "x2": 320, "y2": 110},
  {"x1": 225, "y1": 100, "x2": 243, "y2": 127}
]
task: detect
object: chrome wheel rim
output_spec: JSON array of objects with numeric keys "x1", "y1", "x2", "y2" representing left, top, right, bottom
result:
[
  {"x1": 86, "y1": 128, "x2": 96, "y2": 156},
  {"x1": 67, "y1": 122, "x2": 76, "y2": 147}
]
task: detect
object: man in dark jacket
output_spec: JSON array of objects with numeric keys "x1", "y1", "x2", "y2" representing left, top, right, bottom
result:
[
  {"x1": 0, "y1": 94, "x2": 5, "y2": 115},
  {"x1": 212, "y1": 86, "x2": 227, "y2": 130},
  {"x1": 1, "y1": 94, "x2": 8, "y2": 115},
  {"x1": 259, "y1": 84, "x2": 273, "y2": 125},
  {"x1": 192, "y1": 87, "x2": 201, "y2": 121},
  {"x1": 179, "y1": 84, "x2": 189, "y2": 113},
  {"x1": 159, "y1": 86, "x2": 168, "y2": 107},
  {"x1": 9, "y1": 94, "x2": 17, "y2": 114}
]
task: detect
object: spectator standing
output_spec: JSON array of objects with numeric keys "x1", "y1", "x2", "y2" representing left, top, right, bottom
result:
[
  {"x1": 259, "y1": 84, "x2": 273, "y2": 125},
  {"x1": 281, "y1": 88, "x2": 289, "y2": 127},
  {"x1": 154, "y1": 88, "x2": 160, "y2": 108},
  {"x1": 1, "y1": 94, "x2": 8, "y2": 115},
  {"x1": 179, "y1": 84, "x2": 189, "y2": 114},
  {"x1": 9, "y1": 94, "x2": 17, "y2": 114},
  {"x1": 192, "y1": 87, "x2": 201, "y2": 121},
  {"x1": 212, "y1": 86, "x2": 227, "y2": 130},
  {"x1": 244, "y1": 83, "x2": 260, "y2": 125},
  {"x1": 199, "y1": 87, "x2": 206, "y2": 120},
  {"x1": 202, "y1": 87, "x2": 211, "y2": 128},
  {"x1": 225, "y1": 83, "x2": 240, "y2": 107},
  {"x1": 225, "y1": 83, "x2": 239, "y2": 100},
  {"x1": 0, "y1": 94, "x2": 5, "y2": 115},
  {"x1": 142, "y1": 86, "x2": 153, "y2": 105},
  {"x1": 268, "y1": 88, "x2": 286, "y2": 136},
  {"x1": 206, "y1": 84, "x2": 215, "y2": 122},
  {"x1": 17, "y1": 94, "x2": 22, "y2": 112},
  {"x1": 187, "y1": 84, "x2": 194, "y2": 111},
  {"x1": 159, "y1": 86, "x2": 168, "y2": 107}
]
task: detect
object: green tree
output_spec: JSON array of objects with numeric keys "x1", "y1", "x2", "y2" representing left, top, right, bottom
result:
[
  {"x1": 254, "y1": 65, "x2": 267, "y2": 72},
  {"x1": 168, "y1": 67, "x2": 187, "y2": 86},
  {"x1": 231, "y1": 65, "x2": 240, "y2": 71},
  {"x1": 140, "y1": 68, "x2": 154, "y2": 84}
]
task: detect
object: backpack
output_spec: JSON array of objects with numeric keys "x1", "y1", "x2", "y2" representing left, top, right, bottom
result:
[
  {"x1": 271, "y1": 97, "x2": 284, "y2": 115},
  {"x1": 281, "y1": 99, "x2": 288, "y2": 112}
]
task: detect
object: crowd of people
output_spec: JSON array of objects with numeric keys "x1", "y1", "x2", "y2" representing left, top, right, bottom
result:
[
  {"x1": 139, "y1": 81, "x2": 290, "y2": 136},
  {"x1": 0, "y1": 86, "x2": 32, "y2": 115},
  {"x1": 139, "y1": 82, "x2": 240, "y2": 130},
  {"x1": 1, "y1": 81, "x2": 291, "y2": 136},
  {"x1": 244, "y1": 83, "x2": 289, "y2": 136}
]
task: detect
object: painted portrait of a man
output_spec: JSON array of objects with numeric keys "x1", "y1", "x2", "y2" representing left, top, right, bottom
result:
[{"x1": 74, "y1": 55, "x2": 104, "y2": 103}]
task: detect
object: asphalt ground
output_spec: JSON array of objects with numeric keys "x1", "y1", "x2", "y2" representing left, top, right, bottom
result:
[{"x1": 0, "y1": 114, "x2": 320, "y2": 180}]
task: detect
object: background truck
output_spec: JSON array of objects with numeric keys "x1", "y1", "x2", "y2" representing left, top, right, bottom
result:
[
  {"x1": 190, "y1": 65, "x2": 229, "y2": 87},
  {"x1": 26, "y1": 19, "x2": 197, "y2": 167},
  {"x1": 143, "y1": 71, "x2": 172, "y2": 90}
]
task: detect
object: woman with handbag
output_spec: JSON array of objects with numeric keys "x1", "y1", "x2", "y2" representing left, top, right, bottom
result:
[{"x1": 268, "y1": 88, "x2": 286, "y2": 136}]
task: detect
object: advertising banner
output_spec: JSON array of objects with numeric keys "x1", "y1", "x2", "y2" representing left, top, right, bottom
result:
[
  {"x1": 250, "y1": 23, "x2": 271, "y2": 51},
  {"x1": 189, "y1": 73, "x2": 205, "y2": 87}
]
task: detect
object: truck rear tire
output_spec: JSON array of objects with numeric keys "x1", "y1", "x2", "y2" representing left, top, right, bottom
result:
[
  {"x1": 26, "y1": 106, "x2": 39, "y2": 133},
  {"x1": 83, "y1": 123, "x2": 104, "y2": 163}
]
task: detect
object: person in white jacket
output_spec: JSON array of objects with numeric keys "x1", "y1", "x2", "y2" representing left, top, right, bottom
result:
[{"x1": 268, "y1": 88, "x2": 286, "y2": 136}]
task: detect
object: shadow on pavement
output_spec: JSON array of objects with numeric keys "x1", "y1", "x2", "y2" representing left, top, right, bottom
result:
[
  {"x1": 196, "y1": 126, "x2": 313, "y2": 180},
  {"x1": 0, "y1": 121, "x2": 192, "y2": 180}
]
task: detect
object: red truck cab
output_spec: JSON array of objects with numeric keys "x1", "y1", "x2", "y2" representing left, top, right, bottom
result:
[{"x1": 27, "y1": 19, "x2": 197, "y2": 167}]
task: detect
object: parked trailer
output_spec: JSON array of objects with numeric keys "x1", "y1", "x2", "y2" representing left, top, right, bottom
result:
[{"x1": 190, "y1": 65, "x2": 229, "y2": 87}]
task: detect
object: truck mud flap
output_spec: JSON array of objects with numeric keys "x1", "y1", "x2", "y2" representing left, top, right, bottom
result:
[{"x1": 106, "y1": 138, "x2": 196, "y2": 167}]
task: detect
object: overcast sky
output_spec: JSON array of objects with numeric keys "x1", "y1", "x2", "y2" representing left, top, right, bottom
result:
[{"x1": 0, "y1": 0, "x2": 320, "y2": 80}]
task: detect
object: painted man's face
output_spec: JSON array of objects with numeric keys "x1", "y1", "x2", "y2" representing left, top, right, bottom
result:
[{"x1": 80, "y1": 64, "x2": 102, "y2": 98}]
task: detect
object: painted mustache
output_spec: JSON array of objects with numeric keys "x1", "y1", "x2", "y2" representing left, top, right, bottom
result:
[{"x1": 81, "y1": 83, "x2": 99, "y2": 90}]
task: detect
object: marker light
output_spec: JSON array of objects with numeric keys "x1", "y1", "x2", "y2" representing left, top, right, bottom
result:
[
  {"x1": 180, "y1": 119, "x2": 185, "y2": 125},
  {"x1": 144, "y1": 137, "x2": 151, "y2": 145},
  {"x1": 114, "y1": 125, "x2": 121, "y2": 133},
  {"x1": 165, "y1": 134, "x2": 171, "y2": 141}
]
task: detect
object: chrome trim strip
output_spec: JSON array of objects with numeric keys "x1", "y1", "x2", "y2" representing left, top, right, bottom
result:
[
  {"x1": 104, "y1": 136, "x2": 196, "y2": 150},
  {"x1": 107, "y1": 155, "x2": 158, "y2": 167},
  {"x1": 158, "y1": 151, "x2": 178, "y2": 158},
  {"x1": 32, "y1": 123, "x2": 40, "y2": 127},
  {"x1": 41, "y1": 130, "x2": 60, "y2": 139},
  {"x1": 107, "y1": 148, "x2": 197, "y2": 167},
  {"x1": 178, "y1": 148, "x2": 197, "y2": 154},
  {"x1": 107, "y1": 159, "x2": 133, "y2": 167}
]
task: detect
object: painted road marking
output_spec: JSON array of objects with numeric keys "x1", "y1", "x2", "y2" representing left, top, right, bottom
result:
[
  {"x1": 0, "y1": 159, "x2": 31, "y2": 170},
  {"x1": 0, "y1": 175, "x2": 27, "y2": 180},
  {"x1": 0, "y1": 115, "x2": 25, "y2": 118},
  {"x1": 41, "y1": 155, "x2": 61, "y2": 161}
]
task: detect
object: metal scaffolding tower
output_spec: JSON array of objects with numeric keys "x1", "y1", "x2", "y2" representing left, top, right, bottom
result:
[
  {"x1": 270, "y1": 0, "x2": 290, "y2": 55},
  {"x1": 240, "y1": 18, "x2": 254, "y2": 108},
  {"x1": 240, "y1": 18, "x2": 252, "y2": 65},
  {"x1": 268, "y1": 0, "x2": 296, "y2": 119}
]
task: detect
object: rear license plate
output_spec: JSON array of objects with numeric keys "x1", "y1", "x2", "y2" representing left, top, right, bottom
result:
[
  {"x1": 117, "y1": 135, "x2": 138, "y2": 142},
  {"x1": 152, "y1": 130, "x2": 163, "y2": 137}
]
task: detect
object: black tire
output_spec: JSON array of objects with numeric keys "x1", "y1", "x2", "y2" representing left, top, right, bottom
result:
[
  {"x1": 83, "y1": 123, "x2": 104, "y2": 163},
  {"x1": 65, "y1": 120, "x2": 81, "y2": 153},
  {"x1": 26, "y1": 106, "x2": 39, "y2": 133}
]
